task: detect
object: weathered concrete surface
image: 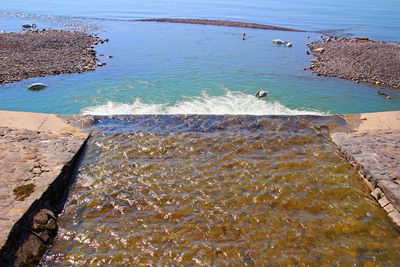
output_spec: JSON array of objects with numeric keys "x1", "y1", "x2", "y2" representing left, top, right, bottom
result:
[
  {"x1": 331, "y1": 111, "x2": 400, "y2": 227},
  {"x1": 0, "y1": 111, "x2": 88, "y2": 265}
]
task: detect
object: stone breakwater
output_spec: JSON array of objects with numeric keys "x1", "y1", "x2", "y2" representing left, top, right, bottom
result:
[
  {"x1": 0, "y1": 30, "x2": 103, "y2": 84},
  {"x1": 308, "y1": 37, "x2": 400, "y2": 89},
  {"x1": 330, "y1": 111, "x2": 400, "y2": 228},
  {"x1": 136, "y1": 18, "x2": 303, "y2": 32},
  {"x1": 0, "y1": 111, "x2": 88, "y2": 266}
]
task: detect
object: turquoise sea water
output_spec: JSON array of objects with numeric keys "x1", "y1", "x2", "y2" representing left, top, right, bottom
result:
[{"x1": 0, "y1": 1, "x2": 399, "y2": 115}]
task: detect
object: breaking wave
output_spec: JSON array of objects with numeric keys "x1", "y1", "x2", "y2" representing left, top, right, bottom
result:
[{"x1": 81, "y1": 91, "x2": 323, "y2": 116}]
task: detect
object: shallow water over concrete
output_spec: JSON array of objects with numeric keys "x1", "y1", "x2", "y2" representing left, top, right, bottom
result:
[{"x1": 42, "y1": 116, "x2": 400, "y2": 265}]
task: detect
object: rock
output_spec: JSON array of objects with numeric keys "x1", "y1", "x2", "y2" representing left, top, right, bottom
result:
[
  {"x1": 32, "y1": 167, "x2": 41, "y2": 174},
  {"x1": 0, "y1": 30, "x2": 100, "y2": 84},
  {"x1": 378, "y1": 196, "x2": 390, "y2": 207},
  {"x1": 255, "y1": 90, "x2": 268, "y2": 99},
  {"x1": 22, "y1": 24, "x2": 36, "y2": 29},
  {"x1": 286, "y1": 42, "x2": 292, "y2": 47},
  {"x1": 315, "y1": 48, "x2": 325, "y2": 53},
  {"x1": 355, "y1": 37, "x2": 369, "y2": 42},
  {"x1": 384, "y1": 203, "x2": 395, "y2": 213},
  {"x1": 273, "y1": 39, "x2": 285, "y2": 44},
  {"x1": 388, "y1": 210, "x2": 400, "y2": 226},
  {"x1": 28, "y1": 83, "x2": 47, "y2": 91},
  {"x1": 371, "y1": 187, "x2": 384, "y2": 200}
]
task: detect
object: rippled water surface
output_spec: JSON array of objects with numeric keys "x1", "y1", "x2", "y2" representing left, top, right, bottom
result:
[{"x1": 42, "y1": 116, "x2": 400, "y2": 266}]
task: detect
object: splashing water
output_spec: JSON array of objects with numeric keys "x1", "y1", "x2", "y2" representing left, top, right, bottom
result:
[{"x1": 82, "y1": 91, "x2": 323, "y2": 116}]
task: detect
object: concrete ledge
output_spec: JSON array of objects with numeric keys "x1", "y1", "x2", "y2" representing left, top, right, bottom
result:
[
  {"x1": 330, "y1": 110, "x2": 400, "y2": 228},
  {"x1": 0, "y1": 111, "x2": 85, "y2": 137},
  {"x1": 0, "y1": 111, "x2": 88, "y2": 266}
]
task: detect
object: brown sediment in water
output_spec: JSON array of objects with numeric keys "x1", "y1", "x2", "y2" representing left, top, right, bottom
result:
[
  {"x1": 308, "y1": 37, "x2": 400, "y2": 90},
  {"x1": 42, "y1": 116, "x2": 400, "y2": 266},
  {"x1": 135, "y1": 18, "x2": 304, "y2": 32},
  {"x1": 0, "y1": 30, "x2": 102, "y2": 84}
]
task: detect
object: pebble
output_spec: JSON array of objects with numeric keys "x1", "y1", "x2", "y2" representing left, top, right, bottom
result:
[{"x1": 0, "y1": 30, "x2": 102, "y2": 84}]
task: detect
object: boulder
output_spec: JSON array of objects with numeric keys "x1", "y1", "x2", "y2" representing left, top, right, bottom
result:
[{"x1": 28, "y1": 83, "x2": 47, "y2": 91}]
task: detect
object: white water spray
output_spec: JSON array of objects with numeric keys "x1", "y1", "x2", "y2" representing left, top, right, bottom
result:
[{"x1": 82, "y1": 91, "x2": 323, "y2": 116}]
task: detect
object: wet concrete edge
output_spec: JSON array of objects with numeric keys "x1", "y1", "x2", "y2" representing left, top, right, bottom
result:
[
  {"x1": 0, "y1": 112, "x2": 90, "y2": 266},
  {"x1": 0, "y1": 133, "x2": 89, "y2": 266},
  {"x1": 327, "y1": 111, "x2": 400, "y2": 229}
]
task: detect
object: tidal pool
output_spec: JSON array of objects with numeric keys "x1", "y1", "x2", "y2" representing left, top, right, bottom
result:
[{"x1": 42, "y1": 116, "x2": 400, "y2": 266}]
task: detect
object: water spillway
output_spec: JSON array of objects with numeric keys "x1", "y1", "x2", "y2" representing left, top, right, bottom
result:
[{"x1": 41, "y1": 115, "x2": 400, "y2": 265}]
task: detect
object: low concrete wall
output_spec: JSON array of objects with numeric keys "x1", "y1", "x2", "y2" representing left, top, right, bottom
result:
[
  {"x1": 0, "y1": 111, "x2": 88, "y2": 266},
  {"x1": 330, "y1": 111, "x2": 400, "y2": 228}
]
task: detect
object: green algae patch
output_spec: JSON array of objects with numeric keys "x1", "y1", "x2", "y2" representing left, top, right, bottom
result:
[{"x1": 13, "y1": 183, "x2": 35, "y2": 201}]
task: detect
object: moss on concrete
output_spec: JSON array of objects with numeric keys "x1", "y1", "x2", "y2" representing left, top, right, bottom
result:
[{"x1": 13, "y1": 183, "x2": 35, "y2": 201}]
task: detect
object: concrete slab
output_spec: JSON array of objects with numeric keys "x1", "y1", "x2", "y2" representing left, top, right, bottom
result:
[
  {"x1": 0, "y1": 111, "x2": 88, "y2": 251},
  {"x1": 330, "y1": 110, "x2": 400, "y2": 227}
]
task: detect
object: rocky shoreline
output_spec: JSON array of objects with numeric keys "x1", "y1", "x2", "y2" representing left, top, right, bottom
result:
[
  {"x1": 0, "y1": 30, "x2": 102, "y2": 84},
  {"x1": 308, "y1": 37, "x2": 400, "y2": 90},
  {"x1": 136, "y1": 18, "x2": 303, "y2": 32}
]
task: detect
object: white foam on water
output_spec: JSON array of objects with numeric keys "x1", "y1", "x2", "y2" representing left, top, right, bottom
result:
[{"x1": 81, "y1": 91, "x2": 323, "y2": 116}]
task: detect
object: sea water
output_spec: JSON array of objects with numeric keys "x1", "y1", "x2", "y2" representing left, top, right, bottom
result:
[{"x1": 0, "y1": 0, "x2": 399, "y2": 115}]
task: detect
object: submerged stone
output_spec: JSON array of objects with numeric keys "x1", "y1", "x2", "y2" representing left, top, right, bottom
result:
[{"x1": 28, "y1": 83, "x2": 47, "y2": 91}]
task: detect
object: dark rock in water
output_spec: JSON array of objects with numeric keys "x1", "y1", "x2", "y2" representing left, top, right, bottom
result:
[
  {"x1": 242, "y1": 252, "x2": 255, "y2": 265},
  {"x1": 22, "y1": 24, "x2": 37, "y2": 29},
  {"x1": 107, "y1": 55, "x2": 113, "y2": 59},
  {"x1": 28, "y1": 83, "x2": 47, "y2": 91},
  {"x1": 255, "y1": 90, "x2": 268, "y2": 98}
]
